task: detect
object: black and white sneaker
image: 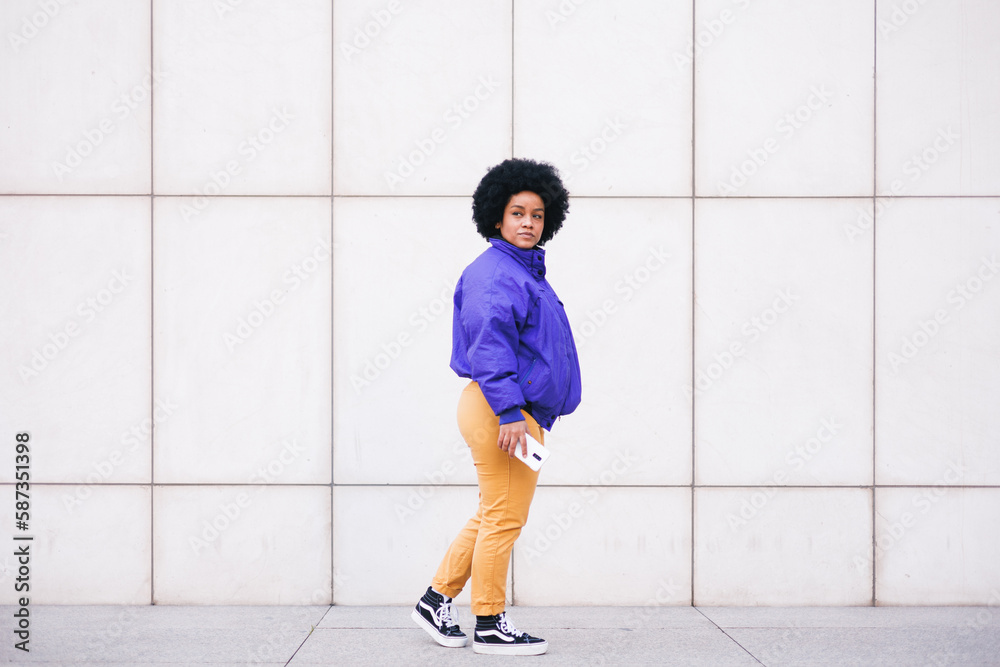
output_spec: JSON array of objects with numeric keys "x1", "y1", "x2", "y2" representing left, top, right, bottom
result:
[
  {"x1": 411, "y1": 586, "x2": 467, "y2": 648},
  {"x1": 473, "y1": 612, "x2": 548, "y2": 655}
]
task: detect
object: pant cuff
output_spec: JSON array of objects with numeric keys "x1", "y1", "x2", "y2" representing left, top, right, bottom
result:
[
  {"x1": 431, "y1": 582, "x2": 462, "y2": 600},
  {"x1": 471, "y1": 602, "x2": 506, "y2": 616}
]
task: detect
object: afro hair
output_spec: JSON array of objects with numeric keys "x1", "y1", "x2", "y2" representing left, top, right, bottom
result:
[{"x1": 471, "y1": 158, "x2": 570, "y2": 246}]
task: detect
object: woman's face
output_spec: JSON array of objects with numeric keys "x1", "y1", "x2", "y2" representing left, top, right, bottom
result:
[{"x1": 495, "y1": 191, "x2": 545, "y2": 249}]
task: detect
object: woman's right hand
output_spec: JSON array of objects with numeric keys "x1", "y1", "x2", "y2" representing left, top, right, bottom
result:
[{"x1": 497, "y1": 420, "x2": 528, "y2": 458}]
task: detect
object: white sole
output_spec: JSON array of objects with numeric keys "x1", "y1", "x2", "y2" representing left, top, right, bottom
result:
[
  {"x1": 473, "y1": 640, "x2": 548, "y2": 656},
  {"x1": 411, "y1": 608, "x2": 468, "y2": 648}
]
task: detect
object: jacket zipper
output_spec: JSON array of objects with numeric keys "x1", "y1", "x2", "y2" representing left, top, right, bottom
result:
[{"x1": 519, "y1": 358, "x2": 537, "y2": 386}]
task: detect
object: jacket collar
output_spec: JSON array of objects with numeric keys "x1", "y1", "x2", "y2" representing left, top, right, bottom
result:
[{"x1": 489, "y1": 237, "x2": 546, "y2": 280}]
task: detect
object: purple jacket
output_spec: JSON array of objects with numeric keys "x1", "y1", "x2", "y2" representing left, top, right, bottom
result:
[{"x1": 450, "y1": 237, "x2": 582, "y2": 430}]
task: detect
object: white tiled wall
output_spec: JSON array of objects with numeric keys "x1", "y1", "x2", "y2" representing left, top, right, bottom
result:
[
  {"x1": 694, "y1": 0, "x2": 874, "y2": 197},
  {"x1": 694, "y1": 198, "x2": 873, "y2": 487},
  {"x1": 875, "y1": 0, "x2": 1000, "y2": 196},
  {"x1": 1, "y1": 0, "x2": 997, "y2": 606},
  {"x1": 0, "y1": 0, "x2": 152, "y2": 194},
  {"x1": 154, "y1": 0, "x2": 332, "y2": 196},
  {"x1": 153, "y1": 485, "x2": 331, "y2": 604},
  {"x1": 874, "y1": 198, "x2": 1000, "y2": 486},
  {"x1": 694, "y1": 488, "x2": 873, "y2": 605},
  {"x1": 513, "y1": 0, "x2": 692, "y2": 195},
  {"x1": 514, "y1": 487, "x2": 692, "y2": 606},
  {"x1": 0, "y1": 485, "x2": 151, "y2": 605},
  {"x1": 332, "y1": 1, "x2": 511, "y2": 195},
  {"x1": 153, "y1": 196, "x2": 332, "y2": 484},
  {"x1": 0, "y1": 197, "x2": 152, "y2": 484},
  {"x1": 874, "y1": 487, "x2": 1000, "y2": 605},
  {"x1": 332, "y1": 485, "x2": 485, "y2": 606}
]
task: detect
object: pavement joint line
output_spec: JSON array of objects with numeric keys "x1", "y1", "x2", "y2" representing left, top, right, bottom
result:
[
  {"x1": 694, "y1": 607, "x2": 766, "y2": 665},
  {"x1": 284, "y1": 624, "x2": 313, "y2": 666}
]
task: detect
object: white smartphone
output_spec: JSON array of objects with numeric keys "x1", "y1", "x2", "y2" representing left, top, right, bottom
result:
[{"x1": 513, "y1": 432, "x2": 549, "y2": 471}]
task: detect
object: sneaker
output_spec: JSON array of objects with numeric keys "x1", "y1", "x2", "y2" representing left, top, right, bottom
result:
[
  {"x1": 473, "y1": 611, "x2": 548, "y2": 655},
  {"x1": 411, "y1": 586, "x2": 467, "y2": 648}
]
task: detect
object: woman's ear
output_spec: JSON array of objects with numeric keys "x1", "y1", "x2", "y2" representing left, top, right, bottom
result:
[{"x1": 495, "y1": 222, "x2": 501, "y2": 229}]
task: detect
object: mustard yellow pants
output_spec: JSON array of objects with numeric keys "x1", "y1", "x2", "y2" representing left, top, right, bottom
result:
[{"x1": 431, "y1": 381, "x2": 545, "y2": 616}]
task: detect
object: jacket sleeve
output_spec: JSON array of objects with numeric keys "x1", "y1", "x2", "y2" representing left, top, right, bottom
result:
[{"x1": 458, "y1": 268, "x2": 527, "y2": 424}]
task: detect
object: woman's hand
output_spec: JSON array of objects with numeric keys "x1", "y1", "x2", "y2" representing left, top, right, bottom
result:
[{"x1": 497, "y1": 420, "x2": 528, "y2": 458}]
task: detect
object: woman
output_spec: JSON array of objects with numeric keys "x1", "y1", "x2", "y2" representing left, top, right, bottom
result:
[{"x1": 411, "y1": 158, "x2": 582, "y2": 656}]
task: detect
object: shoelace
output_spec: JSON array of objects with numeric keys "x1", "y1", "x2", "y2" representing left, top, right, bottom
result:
[
  {"x1": 435, "y1": 600, "x2": 459, "y2": 629},
  {"x1": 497, "y1": 612, "x2": 524, "y2": 638}
]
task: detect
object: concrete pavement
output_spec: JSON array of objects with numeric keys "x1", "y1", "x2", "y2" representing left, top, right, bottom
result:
[{"x1": 3, "y1": 604, "x2": 999, "y2": 665}]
